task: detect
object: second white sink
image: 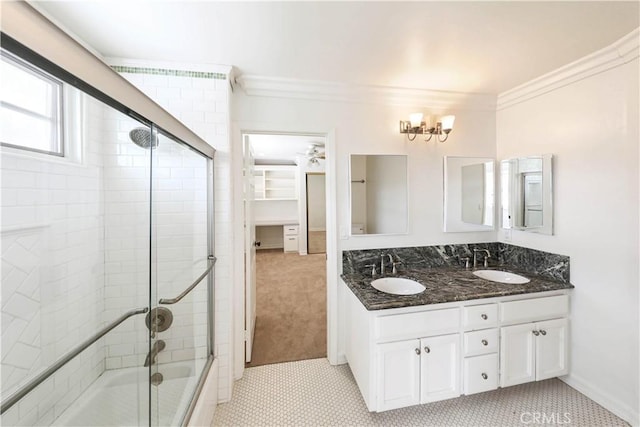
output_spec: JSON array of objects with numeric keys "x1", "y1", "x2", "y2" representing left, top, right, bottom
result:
[
  {"x1": 371, "y1": 277, "x2": 426, "y2": 295},
  {"x1": 473, "y1": 270, "x2": 530, "y2": 284}
]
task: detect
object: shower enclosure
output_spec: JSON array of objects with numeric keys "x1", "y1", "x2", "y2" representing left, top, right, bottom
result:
[{"x1": 0, "y1": 29, "x2": 215, "y2": 426}]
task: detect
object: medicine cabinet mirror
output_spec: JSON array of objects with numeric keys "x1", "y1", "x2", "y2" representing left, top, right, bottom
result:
[
  {"x1": 500, "y1": 154, "x2": 553, "y2": 235},
  {"x1": 349, "y1": 154, "x2": 408, "y2": 235},
  {"x1": 443, "y1": 156, "x2": 495, "y2": 232}
]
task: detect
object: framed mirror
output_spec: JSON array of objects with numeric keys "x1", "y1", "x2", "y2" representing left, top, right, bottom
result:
[
  {"x1": 500, "y1": 154, "x2": 553, "y2": 235},
  {"x1": 349, "y1": 154, "x2": 408, "y2": 235},
  {"x1": 443, "y1": 156, "x2": 495, "y2": 232}
]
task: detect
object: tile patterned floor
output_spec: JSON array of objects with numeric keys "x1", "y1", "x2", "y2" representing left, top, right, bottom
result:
[{"x1": 213, "y1": 358, "x2": 628, "y2": 427}]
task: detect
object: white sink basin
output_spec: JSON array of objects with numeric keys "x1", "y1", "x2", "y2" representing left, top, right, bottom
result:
[
  {"x1": 371, "y1": 277, "x2": 426, "y2": 295},
  {"x1": 473, "y1": 270, "x2": 530, "y2": 284}
]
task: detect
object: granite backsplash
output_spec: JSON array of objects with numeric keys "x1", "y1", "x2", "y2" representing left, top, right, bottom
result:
[{"x1": 342, "y1": 243, "x2": 570, "y2": 283}]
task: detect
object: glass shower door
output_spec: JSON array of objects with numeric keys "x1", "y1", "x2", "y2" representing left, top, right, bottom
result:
[{"x1": 149, "y1": 127, "x2": 213, "y2": 426}]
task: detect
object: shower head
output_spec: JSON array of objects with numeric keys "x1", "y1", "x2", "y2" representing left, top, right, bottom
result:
[{"x1": 129, "y1": 127, "x2": 158, "y2": 149}]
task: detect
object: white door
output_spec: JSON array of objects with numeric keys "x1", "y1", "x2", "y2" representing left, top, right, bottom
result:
[
  {"x1": 500, "y1": 323, "x2": 536, "y2": 387},
  {"x1": 376, "y1": 340, "x2": 420, "y2": 411},
  {"x1": 244, "y1": 135, "x2": 257, "y2": 362},
  {"x1": 535, "y1": 318, "x2": 569, "y2": 380},
  {"x1": 420, "y1": 334, "x2": 460, "y2": 403}
]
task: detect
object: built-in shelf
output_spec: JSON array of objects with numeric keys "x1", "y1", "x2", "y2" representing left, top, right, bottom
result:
[{"x1": 254, "y1": 166, "x2": 297, "y2": 200}]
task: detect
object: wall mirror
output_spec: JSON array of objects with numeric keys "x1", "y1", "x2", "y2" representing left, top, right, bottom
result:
[
  {"x1": 500, "y1": 154, "x2": 553, "y2": 235},
  {"x1": 443, "y1": 156, "x2": 495, "y2": 232},
  {"x1": 350, "y1": 154, "x2": 408, "y2": 235}
]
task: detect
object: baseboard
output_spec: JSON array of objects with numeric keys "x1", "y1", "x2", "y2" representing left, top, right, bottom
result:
[
  {"x1": 336, "y1": 353, "x2": 347, "y2": 365},
  {"x1": 560, "y1": 374, "x2": 639, "y2": 426}
]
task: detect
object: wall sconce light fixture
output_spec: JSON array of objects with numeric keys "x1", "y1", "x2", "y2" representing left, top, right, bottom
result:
[{"x1": 400, "y1": 113, "x2": 455, "y2": 142}]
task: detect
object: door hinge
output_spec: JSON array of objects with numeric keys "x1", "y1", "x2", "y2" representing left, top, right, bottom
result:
[{"x1": 244, "y1": 330, "x2": 249, "y2": 341}]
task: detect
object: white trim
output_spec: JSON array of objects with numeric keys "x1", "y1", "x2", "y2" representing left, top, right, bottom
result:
[
  {"x1": 237, "y1": 75, "x2": 496, "y2": 111},
  {"x1": 497, "y1": 27, "x2": 640, "y2": 110},
  {"x1": 560, "y1": 374, "x2": 639, "y2": 426}
]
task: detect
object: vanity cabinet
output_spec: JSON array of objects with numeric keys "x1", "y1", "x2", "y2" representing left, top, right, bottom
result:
[
  {"x1": 343, "y1": 279, "x2": 571, "y2": 413},
  {"x1": 500, "y1": 318, "x2": 569, "y2": 387},
  {"x1": 376, "y1": 334, "x2": 460, "y2": 411},
  {"x1": 499, "y1": 294, "x2": 569, "y2": 387}
]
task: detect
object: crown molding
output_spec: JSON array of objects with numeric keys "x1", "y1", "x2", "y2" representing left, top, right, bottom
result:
[
  {"x1": 497, "y1": 27, "x2": 640, "y2": 110},
  {"x1": 237, "y1": 75, "x2": 496, "y2": 111}
]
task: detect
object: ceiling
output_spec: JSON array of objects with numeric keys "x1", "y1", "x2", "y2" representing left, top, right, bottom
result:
[{"x1": 34, "y1": 1, "x2": 639, "y2": 95}]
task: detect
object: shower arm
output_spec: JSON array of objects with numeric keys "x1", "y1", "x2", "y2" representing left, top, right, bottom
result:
[{"x1": 0, "y1": 307, "x2": 149, "y2": 415}]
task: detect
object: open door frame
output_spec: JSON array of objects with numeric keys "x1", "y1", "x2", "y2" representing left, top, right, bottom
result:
[
  {"x1": 243, "y1": 135, "x2": 257, "y2": 363},
  {"x1": 232, "y1": 126, "x2": 338, "y2": 384}
]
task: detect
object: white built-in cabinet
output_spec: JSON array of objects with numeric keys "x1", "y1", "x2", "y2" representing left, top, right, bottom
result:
[
  {"x1": 500, "y1": 318, "x2": 569, "y2": 387},
  {"x1": 254, "y1": 166, "x2": 297, "y2": 200},
  {"x1": 343, "y1": 281, "x2": 570, "y2": 412},
  {"x1": 376, "y1": 334, "x2": 459, "y2": 411}
]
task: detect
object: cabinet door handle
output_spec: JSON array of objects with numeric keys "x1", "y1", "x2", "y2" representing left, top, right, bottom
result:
[
  {"x1": 424, "y1": 346, "x2": 430, "y2": 354},
  {"x1": 481, "y1": 314, "x2": 488, "y2": 320},
  {"x1": 540, "y1": 330, "x2": 547, "y2": 336},
  {"x1": 415, "y1": 348, "x2": 421, "y2": 356},
  {"x1": 532, "y1": 330, "x2": 540, "y2": 336},
  {"x1": 481, "y1": 373, "x2": 488, "y2": 380},
  {"x1": 481, "y1": 339, "x2": 488, "y2": 346}
]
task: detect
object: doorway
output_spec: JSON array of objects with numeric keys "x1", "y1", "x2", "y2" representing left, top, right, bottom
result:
[{"x1": 243, "y1": 134, "x2": 328, "y2": 367}]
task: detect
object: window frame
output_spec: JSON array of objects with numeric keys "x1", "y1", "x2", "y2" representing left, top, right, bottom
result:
[{"x1": 0, "y1": 49, "x2": 65, "y2": 157}]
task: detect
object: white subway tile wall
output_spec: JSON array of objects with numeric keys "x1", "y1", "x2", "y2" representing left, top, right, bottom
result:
[
  {"x1": 1, "y1": 91, "x2": 107, "y2": 425},
  {"x1": 117, "y1": 67, "x2": 232, "y2": 402}
]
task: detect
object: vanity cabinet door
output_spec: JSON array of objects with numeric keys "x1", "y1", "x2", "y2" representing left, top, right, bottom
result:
[
  {"x1": 420, "y1": 334, "x2": 460, "y2": 403},
  {"x1": 376, "y1": 340, "x2": 421, "y2": 411},
  {"x1": 535, "y1": 318, "x2": 569, "y2": 381},
  {"x1": 500, "y1": 323, "x2": 535, "y2": 387}
]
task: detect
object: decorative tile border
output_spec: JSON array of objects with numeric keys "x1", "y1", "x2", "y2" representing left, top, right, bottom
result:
[{"x1": 110, "y1": 65, "x2": 226, "y2": 80}]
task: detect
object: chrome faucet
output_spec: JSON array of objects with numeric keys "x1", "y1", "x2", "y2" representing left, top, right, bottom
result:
[
  {"x1": 473, "y1": 249, "x2": 491, "y2": 268},
  {"x1": 381, "y1": 254, "x2": 394, "y2": 275},
  {"x1": 144, "y1": 340, "x2": 166, "y2": 367}
]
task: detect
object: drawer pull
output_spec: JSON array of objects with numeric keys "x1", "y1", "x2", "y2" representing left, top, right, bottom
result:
[
  {"x1": 481, "y1": 373, "x2": 488, "y2": 380},
  {"x1": 540, "y1": 330, "x2": 547, "y2": 336},
  {"x1": 424, "y1": 346, "x2": 431, "y2": 354},
  {"x1": 481, "y1": 314, "x2": 488, "y2": 320},
  {"x1": 415, "y1": 348, "x2": 421, "y2": 356},
  {"x1": 481, "y1": 339, "x2": 488, "y2": 346},
  {"x1": 532, "y1": 330, "x2": 540, "y2": 336}
]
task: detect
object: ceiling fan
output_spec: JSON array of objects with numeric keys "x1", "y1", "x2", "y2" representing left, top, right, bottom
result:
[{"x1": 298, "y1": 143, "x2": 325, "y2": 165}]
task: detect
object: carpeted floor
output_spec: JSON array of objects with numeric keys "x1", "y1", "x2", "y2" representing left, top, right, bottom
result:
[{"x1": 246, "y1": 249, "x2": 327, "y2": 367}]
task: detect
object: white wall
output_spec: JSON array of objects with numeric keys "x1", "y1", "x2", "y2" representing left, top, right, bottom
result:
[
  {"x1": 233, "y1": 90, "x2": 497, "y2": 372},
  {"x1": 496, "y1": 57, "x2": 639, "y2": 424}
]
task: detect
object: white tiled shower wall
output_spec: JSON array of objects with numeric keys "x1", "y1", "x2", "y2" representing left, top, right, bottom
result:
[
  {"x1": 101, "y1": 111, "x2": 210, "y2": 369},
  {"x1": 1, "y1": 92, "x2": 107, "y2": 426},
  {"x1": 113, "y1": 62, "x2": 233, "y2": 401}
]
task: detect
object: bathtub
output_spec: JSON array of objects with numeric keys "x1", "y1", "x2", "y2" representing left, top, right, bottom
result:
[{"x1": 53, "y1": 361, "x2": 198, "y2": 427}]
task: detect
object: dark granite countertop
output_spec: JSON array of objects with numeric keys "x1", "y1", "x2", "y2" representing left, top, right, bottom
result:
[{"x1": 341, "y1": 266, "x2": 574, "y2": 311}]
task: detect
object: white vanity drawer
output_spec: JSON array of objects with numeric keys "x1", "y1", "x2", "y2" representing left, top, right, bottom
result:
[
  {"x1": 283, "y1": 235, "x2": 298, "y2": 252},
  {"x1": 463, "y1": 328, "x2": 499, "y2": 357},
  {"x1": 283, "y1": 225, "x2": 299, "y2": 236},
  {"x1": 500, "y1": 294, "x2": 569, "y2": 324},
  {"x1": 463, "y1": 304, "x2": 498, "y2": 330},
  {"x1": 463, "y1": 353, "x2": 498, "y2": 395},
  {"x1": 375, "y1": 308, "x2": 460, "y2": 342}
]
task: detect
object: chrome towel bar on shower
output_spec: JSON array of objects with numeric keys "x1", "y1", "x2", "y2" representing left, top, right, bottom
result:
[
  {"x1": 159, "y1": 255, "x2": 216, "y2": 305},
  {"x1": 0, "y1": 307, "x2": 149, "y2": 415}
]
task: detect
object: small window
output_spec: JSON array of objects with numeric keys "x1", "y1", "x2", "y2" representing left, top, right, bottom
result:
[{"x1": 0, "y1": 50, "x2": 64, "y2": 156}]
